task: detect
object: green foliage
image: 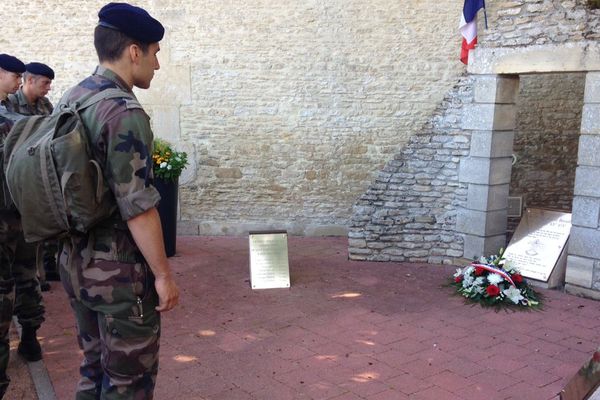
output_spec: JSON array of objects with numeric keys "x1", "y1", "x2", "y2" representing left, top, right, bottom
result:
[{"x1": 152, "y1": 139, "x2": 188, "y2": 182}]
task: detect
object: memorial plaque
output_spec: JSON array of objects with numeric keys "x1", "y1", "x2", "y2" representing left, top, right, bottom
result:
[
  {"x1": 248, "y1": 230, "x2": 290, "y2": 289},
  {"x1": 503, "y1": 208, "x2": 571, "y2": 285}
]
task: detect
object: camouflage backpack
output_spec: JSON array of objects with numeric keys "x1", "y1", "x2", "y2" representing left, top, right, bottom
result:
[{"x1": 3, "y1": 88, "x2": 141, "y2": 242}]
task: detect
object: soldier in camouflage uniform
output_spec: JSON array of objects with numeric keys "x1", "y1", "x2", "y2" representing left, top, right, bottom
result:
[
  {"x1": 6, "y1": 62, "x2": 54, "y2": 116},
  {"x1": 0, "y1": 54, "x2": 25, "y2": 399},
  {"x1": 6, "y1": 62, "x2": 59, "y2": 291},
  {"x1": 0, "y1": 56, "x2": 47, "y2": 366},
  {"x1": 56, "y1": 4, "x2": 179, "y2": 399}
]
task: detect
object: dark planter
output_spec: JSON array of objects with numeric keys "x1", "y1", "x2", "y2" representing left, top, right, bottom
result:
[{"x1": 154, "y1": 177, "x2": 178, "y2": 257}]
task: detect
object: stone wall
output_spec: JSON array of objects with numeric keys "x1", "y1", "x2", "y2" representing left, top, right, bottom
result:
[
  {"x1": 1, "y1": 0, "x2": 466, "y2": 236},
  {"x1": 511, "y1": 73, "x2": 584, "y2": 209},
  {"x1": 350, "y1": 1, "x2": 599, "y2": 262},
  {"x1": 348, "y1": 77, "x2": 472, "y2": 264},
  {"x1": 566, "y1": 71, "x2": 600, "y2": 299},
  {"x1": 481, "y1": 0, "x2": 600, "y2": 47},
  {"x1": 3, "y1": 1, "x2": 597, "y2": 242},
  {"x1": 477, "y1": 0, "x2": 595, "y2": 244}
]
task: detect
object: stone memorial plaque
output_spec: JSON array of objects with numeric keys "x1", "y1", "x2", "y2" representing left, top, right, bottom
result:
[
  {"x1": 248, "y1": 230, "x2": 290, "y2": 289},
  {"x1": 504, "y1": 208, "x2": 571, "y2": 283}
]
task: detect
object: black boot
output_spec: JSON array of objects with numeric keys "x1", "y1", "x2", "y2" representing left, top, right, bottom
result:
[
  {"x1": 0, "y1": 374, "x2": 9, "y2": 399},
  {"x1": 39, "y1": 280, "x2": 51, "y2": 292},
  {"x1": 17, "y1": 327, "x2": 42, "y2": 362},
  {"x1": 44, "y1": 271, "x2": 61, "y2": 282},
  {"x1": 43, "y1": 257, "x2": 60, "y2": 282}
]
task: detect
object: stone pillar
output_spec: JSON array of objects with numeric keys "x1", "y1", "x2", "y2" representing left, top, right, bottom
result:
[
  {"x1": 456, "y1": 75, "x2": 519, "y2": 259},
  {"x1": 566, "y1": 71, "x2": 600, "y2": 299}
]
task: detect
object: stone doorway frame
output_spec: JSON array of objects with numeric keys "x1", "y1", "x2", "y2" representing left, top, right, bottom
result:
[{"x1": 456, "y1": 41, "x2": 600, "y2": 298}]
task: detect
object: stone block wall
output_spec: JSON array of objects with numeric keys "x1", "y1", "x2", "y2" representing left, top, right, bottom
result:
[
  {"x1": 350, "y1": 67, "x2": 587, "y2": 262},
  {"x1": 350, "y1": 2, "x2": 600, "y2": 262},
  {"x1": 348, "y1": 77, "x2": 473, "y2": 264},
  {"x1": 1, "y1": 0, "x2": 467, "y2": 236},
  {"x1": 481, "y1": 0, "x2": 600, "y2": 47},
  {"x1": 3, "y1": 1, "x2": 598, "y2": 243},
  {"x1": 476, "y1": 1, "x2": 597, "y2": 244},
  {"x1": 565, "y1": 72, "x2": 600, "y2": 298},
  {"x1": 507, "y1": 72, "x2": 585, "y2": 236}
]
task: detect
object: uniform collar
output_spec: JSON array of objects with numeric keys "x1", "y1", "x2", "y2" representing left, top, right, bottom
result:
[
  {"x1": 15, "y1": 88, "x2": 31, "y2": 107},
  {"x1": 93, "y1": 65, "x2": 133, "y2": 93}
]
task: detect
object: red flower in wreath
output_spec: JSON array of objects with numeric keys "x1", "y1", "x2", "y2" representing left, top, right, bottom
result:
[
  {"x1": 593, "y1": 351, "x2": 600, "y2": 363},
  {"x1": 455, "y1": 276, "x2": 463, "y2": 283},
  {"x1": 512, "y1": 273, "x2": 523, "y2": 284},
  {"x1": 475, "y1": 266, "x2": 486, "y2": 276},
  {"x1": 486, "y1": 285, "x2": 500, "y2": 297}
]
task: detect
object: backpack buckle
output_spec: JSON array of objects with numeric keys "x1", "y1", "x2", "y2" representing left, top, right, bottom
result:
[{"x1": 27, "y1": 147, "x2": 35, "y2": 156}]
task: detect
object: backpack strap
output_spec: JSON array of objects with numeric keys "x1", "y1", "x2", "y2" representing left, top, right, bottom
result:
[
  {"x1": 75, "y1": 88, "x2": 142, "y2": 112},
  {"x1": 7, "y1": 115, "x2": 44, "y2": 159}
]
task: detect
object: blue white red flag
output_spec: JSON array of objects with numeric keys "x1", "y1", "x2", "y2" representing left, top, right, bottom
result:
[
  {"x1": 459, "y1": 0, "x2": 486, "y2": 64},
  {"x1": 471, "y1": 262, "x2": 516, "y2": 286}
]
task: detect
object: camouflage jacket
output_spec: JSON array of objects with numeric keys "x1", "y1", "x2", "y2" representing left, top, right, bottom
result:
[
  {"x1": 0, "y1": 103, "x2": 11, "y2": 139},
  {"x1": 57, "y1": 66, "x2": 160, "y2": 264},
  {"x1": 6, "y1": 88, "x2": 53, "y2": 116},
  {"x1": 0, "y1": 98, "x2": 16, "y2": 138},
  {"x1": 0, "y1": 104, "x2": 12, "y2": 212},
  {"x1": 0, "y1": 99, "x2": 23, "y2": 211}
]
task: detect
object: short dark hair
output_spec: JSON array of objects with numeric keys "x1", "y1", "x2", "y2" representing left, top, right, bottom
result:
[{"x1": 94, "y1": 26, "x2": 150, "y2": 62}]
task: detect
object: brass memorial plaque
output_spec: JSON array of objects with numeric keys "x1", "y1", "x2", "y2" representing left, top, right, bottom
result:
[{"x1": 248, "y1": 231, "x2": 290, "y2": 289}]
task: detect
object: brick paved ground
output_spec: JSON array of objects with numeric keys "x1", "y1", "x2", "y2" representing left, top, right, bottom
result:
[{"x1": 27, "y1": 236, "x2": 600, "y2": 399}]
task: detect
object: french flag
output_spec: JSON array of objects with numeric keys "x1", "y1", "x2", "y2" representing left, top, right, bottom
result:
[{"x1": 459, "y1": 0, "x2": 486, "y2": 64}]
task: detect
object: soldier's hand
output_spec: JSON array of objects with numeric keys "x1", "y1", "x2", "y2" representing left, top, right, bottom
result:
[{"x1": 154, "y1": 274, "x2": 180, "y2": 312}]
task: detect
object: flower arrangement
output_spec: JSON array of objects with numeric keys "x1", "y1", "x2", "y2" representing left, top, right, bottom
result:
[
  {"x1": 152, "y1": 139, "x2": 188, "y2": 182},
  {"x1": 451, "y1": 249, "x2": 541, "y2": 309}
]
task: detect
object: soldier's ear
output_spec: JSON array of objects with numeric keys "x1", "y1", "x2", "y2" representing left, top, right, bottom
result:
[{"x1": 128, "y1": 44, "x2": 144, "y2": 65}]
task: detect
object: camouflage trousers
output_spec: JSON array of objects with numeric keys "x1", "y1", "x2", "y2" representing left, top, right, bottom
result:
[
  {"x1": 0, "y1": 210, "x2": 45, "y2": 396},
  {"x1": 0, "y1": 245, "x2": 15, "y2": 397},
  {"x1": 13, "y1": 239, "x2": 44, "y2": 330},
  {"x1": 59, "y1": 243, "x2": 161, "y2": 400}
]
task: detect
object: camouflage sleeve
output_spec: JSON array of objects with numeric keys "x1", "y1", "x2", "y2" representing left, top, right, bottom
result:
[
  {"x1": 44, "y1": 98, "x2": 54, "y2": 115},
  {"x1": 0, "y1": 104, "x2": 25, "y2": 125},
  {"x1": 102, "y1": 109, "x2": 160, "y2": 221},
  {"x1": 0, "y1": 115, "x2": 11, "y2": 140},
  {"x1": 3, "y1": 95, "x2": 17, "y2": 113},
  {"x1": 0, "y1": 106, "x2": 18, "y2": 139}
]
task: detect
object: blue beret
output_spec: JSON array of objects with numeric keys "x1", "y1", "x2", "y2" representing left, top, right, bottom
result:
[
  {"x1": 25, "y1": 62, "x2": 54, "y2": 80},
  {"x1": 0, "y1": 54, "x2": 26, "y2": 74},
  {"x1": 98, "y1": 2, "x2": 164, "y2": 43}
]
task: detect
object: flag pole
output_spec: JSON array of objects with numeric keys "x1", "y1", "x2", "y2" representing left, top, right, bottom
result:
[{"x1": 483, "y1": 1, "x2": 488, "y2": 29}]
